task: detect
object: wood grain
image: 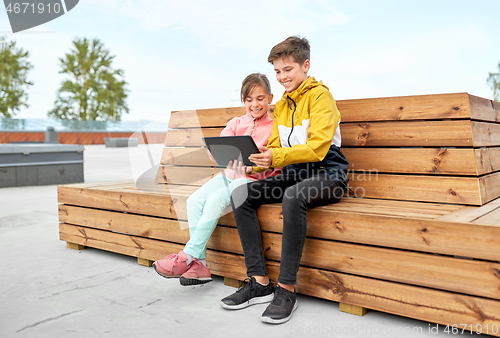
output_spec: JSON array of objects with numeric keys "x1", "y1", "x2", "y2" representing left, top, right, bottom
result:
[
  {"x1": 59, "y1": 208, "x2": 500, "y2": 299},
  {"x1": 57, "y1": 185, "x2": 500, "y2": 261},
  {"x1": 59, "y1": 224, "x2": 500, "y2": 335}
]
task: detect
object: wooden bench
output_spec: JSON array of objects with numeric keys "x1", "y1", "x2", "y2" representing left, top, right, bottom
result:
[{"x1": 58, "y1": 92, "x2": 500, "y2": 335}]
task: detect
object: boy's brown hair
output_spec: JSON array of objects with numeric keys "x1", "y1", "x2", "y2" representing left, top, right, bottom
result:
[
  {"x1": 240, "y1": 73, "x2": 271, "y2": 102},
  {"x1": 268, "y1": 36, "x2": 310, "y2": 65}
]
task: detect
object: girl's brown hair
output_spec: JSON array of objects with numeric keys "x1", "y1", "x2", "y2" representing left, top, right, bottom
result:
[{"x1": 241, "y1": 73, "x2": 271, "y2": 102}]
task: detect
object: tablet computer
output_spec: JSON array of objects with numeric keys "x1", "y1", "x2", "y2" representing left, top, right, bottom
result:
[{"x1": 203, "y1": 136, "x2": 260, "y2": 167}]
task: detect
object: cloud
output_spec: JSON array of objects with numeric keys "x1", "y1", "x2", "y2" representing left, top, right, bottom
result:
[{"x1": 85, "y1": 0, "x2": 352, "y2": 53}]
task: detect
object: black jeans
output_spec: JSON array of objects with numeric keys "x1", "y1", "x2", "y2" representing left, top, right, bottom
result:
[{"x1": 230, "y1": 170, "x2": 345, "y2": 285}]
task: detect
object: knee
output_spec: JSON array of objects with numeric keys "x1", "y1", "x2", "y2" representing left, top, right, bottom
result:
[
  {"x1": 231, "y1": 184, "x2": 252, "y2": 209},
  {"x1": 186, "y1": 193, "x2": 202, "y2": 211},
  {"x1": 282, "y1": 187, "x2": 306, "y2": 211}
]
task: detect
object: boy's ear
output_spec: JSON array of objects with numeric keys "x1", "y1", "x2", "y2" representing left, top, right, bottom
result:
[{"x1": 303, "y1": 59, "x2": 310, "y2": 72}]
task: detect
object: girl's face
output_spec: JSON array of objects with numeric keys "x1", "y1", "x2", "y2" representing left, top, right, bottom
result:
[{"x1": 244, "y1": 85, "x2": 273, "y2": 119}]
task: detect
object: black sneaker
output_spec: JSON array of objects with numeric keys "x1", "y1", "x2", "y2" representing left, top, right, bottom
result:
[
  {"x1": 261, "y1": 285, "x2": 298, "y2": 324},
  {"x1": 220, "y1": 277, "x2": 275, "y2": 310}
]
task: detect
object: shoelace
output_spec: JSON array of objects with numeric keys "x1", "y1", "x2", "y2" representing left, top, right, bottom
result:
[
  {"x1": 233, "y1": 278, "x2": 254, "y2": 304},
  {"x1": 271, "y1": 286, "x2": 293, "y2": 307}
]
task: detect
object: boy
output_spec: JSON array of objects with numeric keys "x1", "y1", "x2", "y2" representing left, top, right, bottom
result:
[{"x1": 220, "y1": 36, "x2": 349, "y2": 324}]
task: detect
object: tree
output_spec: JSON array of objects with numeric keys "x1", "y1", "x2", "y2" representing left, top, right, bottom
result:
[
  {"x1": 487, "y1": 62, "x2": 500, "y2": 102},
  {"x1": 0, "y1": 36, "x2": 33, "y2": 118},
  {"x1": 48, "y1": 37, "x2": 129, "y2": 121}
]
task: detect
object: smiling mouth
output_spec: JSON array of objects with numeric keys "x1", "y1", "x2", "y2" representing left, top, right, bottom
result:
[{"x1": 283, "y1": 80, "x2": 291, "y2": 86}]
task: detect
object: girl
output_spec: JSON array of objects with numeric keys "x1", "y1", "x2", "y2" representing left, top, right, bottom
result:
[{"x1": 153, "y1": 73, "x2": 281, "y2": 286}]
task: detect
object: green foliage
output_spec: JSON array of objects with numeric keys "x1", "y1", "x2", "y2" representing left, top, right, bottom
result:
[
  {"x1": 0, "y1": 36, "x2": 33, "y2": 118},
  {"x1": 48, "y1": 37, "x2": 129, "y2": 121},
  {"x1": 487, "y1": 62, "x2": 500, "y2": 102}
]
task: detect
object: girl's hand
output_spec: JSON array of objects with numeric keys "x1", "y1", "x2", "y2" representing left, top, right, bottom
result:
[
  {"x1": 227, "y1": 160, "x2": 252, "y2": 178},
  {"x1": 249, "y1": 146, "x2": 273, "y2": 169}
]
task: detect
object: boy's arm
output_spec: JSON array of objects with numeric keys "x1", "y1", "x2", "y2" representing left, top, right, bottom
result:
[{"x1": 270, "y1": 91, "x2": 340, "y2": 167}]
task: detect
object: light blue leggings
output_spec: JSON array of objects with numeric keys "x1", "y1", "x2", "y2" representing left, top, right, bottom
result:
[{"x1": 183, "y1": 174, "x2": 251, "y2": 259}]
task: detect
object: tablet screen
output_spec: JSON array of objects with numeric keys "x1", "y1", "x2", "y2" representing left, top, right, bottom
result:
[{"x1": 203, "y1": 136, "x2": 260, "y2": 167}]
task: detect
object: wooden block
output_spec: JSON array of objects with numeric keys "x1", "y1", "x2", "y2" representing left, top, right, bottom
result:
[
  {"x1": 66, "y1": 242, "x2": 85, "y2": 250},
  {"x1": 137, "y1": 257, "x2": 153, "y2": 267},
  {"x1": 224, "y1": 277, "x2": 244, "y2": 288},
  {"x1": 339, "y1": 303, "x2": 368, "y2": 316}
]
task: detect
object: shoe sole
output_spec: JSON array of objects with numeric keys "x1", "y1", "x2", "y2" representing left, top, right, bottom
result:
[
  {"x1": 261, "y1": 301, "x2": 298, "y2": 324},
  {"x1": 153, "y1": 263, "x2": 182, "y2": 278},
  {"x1": 220, "y1": 293, "x2": 274, "y2": 310},
  {"x1": 179, "y1": 276, "x2": 212, "y2": 286}
]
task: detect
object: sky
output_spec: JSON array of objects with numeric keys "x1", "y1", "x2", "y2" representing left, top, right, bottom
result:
[{"x1": 1, "y1": 0, "x2": 500, "y2": 124}]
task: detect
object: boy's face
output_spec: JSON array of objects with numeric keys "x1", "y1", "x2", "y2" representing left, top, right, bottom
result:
[{"x1": 273, "y1": 57, "x2": 310, "y2": 92}]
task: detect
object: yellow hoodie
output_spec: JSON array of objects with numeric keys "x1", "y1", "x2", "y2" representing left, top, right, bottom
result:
[{"x1": 268, "y1": 76, "x2": 342, "y2": 168}]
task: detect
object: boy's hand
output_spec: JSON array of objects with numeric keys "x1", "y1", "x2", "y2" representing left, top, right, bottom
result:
[{"x1": 249, "y1": 146, "x2": 273, "y2": 169}]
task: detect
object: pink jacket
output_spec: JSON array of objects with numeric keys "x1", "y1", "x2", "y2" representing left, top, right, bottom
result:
[{"x1": 209, "y1": 111, "x2": 282, "y2": 181}]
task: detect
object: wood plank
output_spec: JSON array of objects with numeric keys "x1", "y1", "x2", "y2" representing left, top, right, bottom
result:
[
  {"x1": 476, "y1": 147, "x2": 500, "y2": 175},
  {"x1": 168, "y1": 107, "x2": 277, "y2": 129},
  {"x1": 58, "y1": 184, "x2": 182, "y2": 219},
  {"x1": 60, "y1": 206, "x2": 500, "y2": 299},
  {"x1": 435, "y1": 197, "x2": 500, "y2": 223},
  {"x1": 169, "y1": 107, "x2": 247, "y2": 128},
  {"x1": 343, "y1": 147, "x2": 478, "y2": 175},
  {"x1": 480, "y1": 172, "x2": 500, "y2": 207},
  {"x1": 494, "y1": 100, "x2": 500, "y2": 122},
  {"x1": 169, "y1": 93, "x2": 475, "y2": 127},
  {"x1": 469, "y1": 94, "x2": 497, "y2": 122},
  {"x1": 58, "y1": 204, "x2": 191, "y2": 242},
  {"x1": 58, "y1": 184, "x2": 500, "y2": 260},
  {"x1": 472, "y1": 205, "x2": 500, "y2": 226},
  {"x1": 164, "y1": 128, "x2": 222, "y2": 147},
  {"x1": 155, "y1": 166, "x2": 223, "y2": 185},
  {"x1": 341, "y1": 120, "x2": 474, "y2": 147},
  {"x1": 58, "y1": 225, "x2": 500, "y2": 335},
  {"x1": 337, "y1": 92, "x2": 472, "y2": 122},
  {"x1": 160, "y1": 147, "x2": 487, "y2": 176},
  {"x1": 472, "y1": 121, "x2": 500, "y2": 147},
  {"x1": 165, "y1": 121, "x2": 475, "y2": 147},
  {"x1": 160, "y1": 148, "x2": 213, "y2": 166},
  {"x1": 348, "y1": 172, "x2": 482, "y2": 205},
  {"x1": 153, "y1": 167, "x2": 483, "y2": 205}
]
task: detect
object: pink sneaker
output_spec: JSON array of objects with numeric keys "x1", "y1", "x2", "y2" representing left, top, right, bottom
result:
[
  {"x1": 180, "y1": 259, "x2": 212, "y2": 286},
  {"x1": 153, "y1": 251, "x2": 190, "y2": 278}
]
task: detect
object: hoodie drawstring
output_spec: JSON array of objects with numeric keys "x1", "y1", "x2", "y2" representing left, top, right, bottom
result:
[{"x1": 286, "y1": 96, "x2": 297, "y2": 147}]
